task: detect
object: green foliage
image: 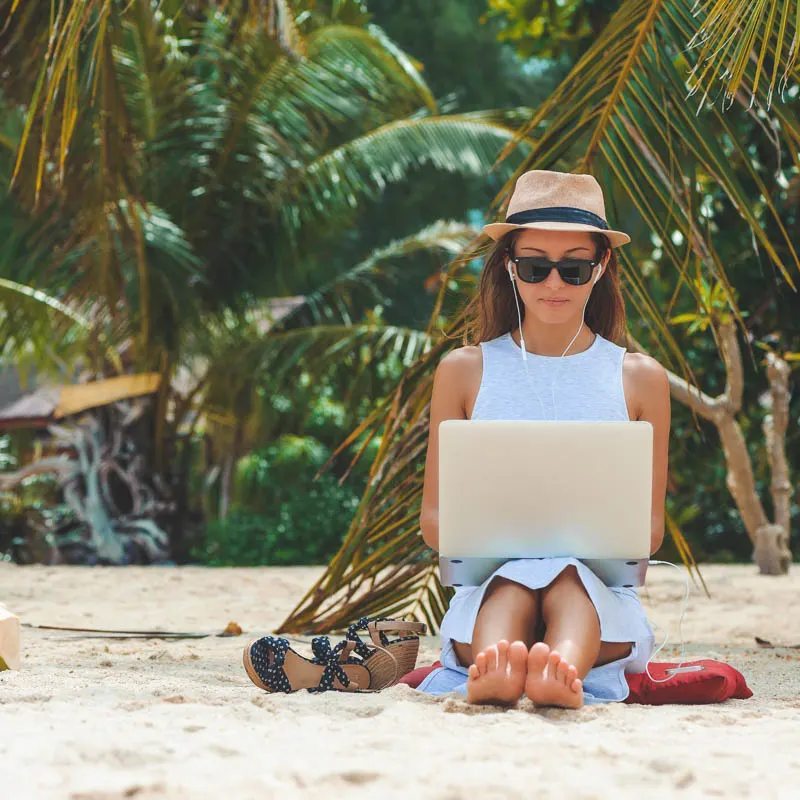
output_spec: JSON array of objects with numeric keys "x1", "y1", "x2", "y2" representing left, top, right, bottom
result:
[
  {"x1": 194, "y1": 435, "x2": 362, "y2": 565},
  {"x1": 0, "y1": 0, "x2": 532, "y2": 565},
  {"x1": 483, "y1": 0, "x2": 623, "y2": 60},
  {"x1": 668, "y1": 278, "x2": 739, "y2": 334},
  {"x1": 372, "y1": 0, "x2": 548, "y2": 111},
  {"x1": 2, "y1": 0, "x2": 798, "y2": 579}
]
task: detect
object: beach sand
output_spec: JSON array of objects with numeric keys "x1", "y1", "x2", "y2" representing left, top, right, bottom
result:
[{"x1": 1, "y1": 562, "x2": 798, "y2": 799}]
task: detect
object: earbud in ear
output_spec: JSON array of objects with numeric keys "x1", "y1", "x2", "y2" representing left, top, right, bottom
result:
[
  {"x1": 593, "y1": 266, "x2": 603, "y2": 285},
  {"x1": 507, "y1": 263, "x2": 515, "y2": 282}
]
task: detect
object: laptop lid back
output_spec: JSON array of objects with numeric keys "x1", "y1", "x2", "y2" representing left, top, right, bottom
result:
[{"x1": 437, "y1": 420, "x2": 652, "y2": 560}]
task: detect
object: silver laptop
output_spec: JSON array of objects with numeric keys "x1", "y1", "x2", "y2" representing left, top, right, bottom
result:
[{"x1": 437, "y1": 420, "x2": 653, "y2": 588}]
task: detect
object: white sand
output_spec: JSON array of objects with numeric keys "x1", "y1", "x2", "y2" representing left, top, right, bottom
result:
[{"x1": 1, "y1": 563, "x2": 798, "y2": 799}]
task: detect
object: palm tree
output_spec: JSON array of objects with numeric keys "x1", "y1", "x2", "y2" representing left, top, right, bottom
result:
[
  {"x1": 278, "y1": 0, "x2": 800, "y2": 634},
  {"x1": 0, "y1": 1, "x2": 529, "y2": 560}
]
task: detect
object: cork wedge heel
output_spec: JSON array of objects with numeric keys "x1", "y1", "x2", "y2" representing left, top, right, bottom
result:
[{"x1": 343, "y1": 617, "x2": 427, "y2": 691}]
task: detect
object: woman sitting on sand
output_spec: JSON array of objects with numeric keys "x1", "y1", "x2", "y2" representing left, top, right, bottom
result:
[{"x1": 417, "y1": 169, "x2": 670, "y2": 708}]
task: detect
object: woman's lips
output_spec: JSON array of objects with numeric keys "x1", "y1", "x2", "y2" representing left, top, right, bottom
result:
[{"x1": 539, "y1": 297, "x2": 569, "y2": 307}]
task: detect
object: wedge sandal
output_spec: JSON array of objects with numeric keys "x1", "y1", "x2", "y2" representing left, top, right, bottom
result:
[
  {"x1": 243, "y1": 635, "x2": 371, "y2": 693},
  {"x1": 343, "y1": 616, "x2": 427, "y2": 691},
  {"x1": 243, "y1": 617, "x2": 427, "y2": 694}
]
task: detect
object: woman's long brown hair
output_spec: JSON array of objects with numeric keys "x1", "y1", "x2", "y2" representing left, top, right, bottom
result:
[{"x1": 464, "y1": 231, "x2": 626, "y2": 345}]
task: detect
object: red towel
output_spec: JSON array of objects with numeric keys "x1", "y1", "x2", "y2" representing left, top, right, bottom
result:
[{"x1": 399, "y1": 659, "x2": 753, "y2": 705}]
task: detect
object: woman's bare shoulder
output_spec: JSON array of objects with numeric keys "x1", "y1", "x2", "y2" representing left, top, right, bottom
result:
[
  {"x1": 434, "y1": 345, "x2": 483, "y2": 412},
  {"x1": 622, "y1": 351, "x2": 670, "y2": 418},
  {"x1": 438, "y1": 344, "x2": 482, "y2": 372},
  {"x1": 622, "y1": 351, "x2": 668, "y2": 388}
]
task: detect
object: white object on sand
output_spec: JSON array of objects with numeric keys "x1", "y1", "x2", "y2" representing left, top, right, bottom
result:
[{"x1": 0, "y1": 602, "x2": 20, "y2": 670}]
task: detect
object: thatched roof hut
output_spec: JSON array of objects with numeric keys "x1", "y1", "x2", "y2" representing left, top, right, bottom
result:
[{"x1": 0, "y1": 373, "x2": 161, "y2": 431}]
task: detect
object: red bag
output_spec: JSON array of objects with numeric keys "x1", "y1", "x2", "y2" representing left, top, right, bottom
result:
[{"x1": 399, "y1": 659, "x2": 753, "y2": 705}]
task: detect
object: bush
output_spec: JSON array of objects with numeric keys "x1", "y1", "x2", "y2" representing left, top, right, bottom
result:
[{"x1": 193, "y1": 436, "x2": 362, "y2": 565}]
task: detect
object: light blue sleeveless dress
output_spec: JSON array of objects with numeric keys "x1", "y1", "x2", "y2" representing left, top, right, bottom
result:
[{"x1": 417, "y1": 331, "x2": 656, "y2": 703}]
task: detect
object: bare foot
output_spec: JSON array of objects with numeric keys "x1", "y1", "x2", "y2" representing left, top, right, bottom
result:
[
  {"x1": 524, "y1": 642, "x2": 584, "y2": 709},
  {"x1": 466, "y1": 639, "x2": 528, "y2": 706}
]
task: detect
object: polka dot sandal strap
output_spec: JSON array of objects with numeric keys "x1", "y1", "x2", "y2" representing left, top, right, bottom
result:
[
  {"x1": 345, "y1": 616, "x2": 427, "y2": 655},
  {"x1": 308, "y1": 636, "x2": 356, "y2": 692},
  {"x1": 243, "y1": 635, "x2": 370, "y2": 694},
  {"x1": 245, "y1": 636, "x2": 293, "y2": 693}
]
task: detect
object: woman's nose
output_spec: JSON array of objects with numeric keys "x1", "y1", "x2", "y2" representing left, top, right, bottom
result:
[{"x1": 543, "y1": 265, "x2": 566, "y2": 288}]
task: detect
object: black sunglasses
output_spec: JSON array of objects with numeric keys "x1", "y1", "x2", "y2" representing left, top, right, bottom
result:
[{"x1": 507, "y1": 253, "x2": 600, "y2": 286}]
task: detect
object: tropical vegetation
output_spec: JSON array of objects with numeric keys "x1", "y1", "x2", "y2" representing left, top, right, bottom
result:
[{"x1": 0, "y1": 1, "x2": 797, "y2": 634}]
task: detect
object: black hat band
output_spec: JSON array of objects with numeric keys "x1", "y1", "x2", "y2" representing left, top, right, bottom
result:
[{"x1": 506, "y1": 206, "x2": 609, "y2": 230}]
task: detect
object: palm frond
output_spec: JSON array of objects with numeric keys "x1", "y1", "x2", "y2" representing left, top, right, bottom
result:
[
  {"x1": 190, "y1": 319, "x2": 436, "y2": 459},
  {"x1": 113, "y1": 1, "x2": 194, "y2": 145},
  {"x1": 684, "y1": 0, "x2": 799, "y2": 110},
  {"x1": 278, "y1": 221, "x2": 479, "y2": 328},
  {"x1": 490, "y1": 0, "x2": 800, "y2": 378},
  {"x1": 287, "y1": 115, "x2": 529, "y2": 236},
  {"x1": 259, "y1": 24, "x2": 437, "y2": 154},
  {"x1": 276, "y1": 350, "x2": 446, "y2": 634},
  {"x1": 0, "y1": 277, "x2": 93, "y2": 374}
]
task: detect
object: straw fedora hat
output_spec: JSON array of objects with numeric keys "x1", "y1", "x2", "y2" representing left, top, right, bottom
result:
[{"x1": 482, "y1": 169, "x2": 631, "y2": 248}]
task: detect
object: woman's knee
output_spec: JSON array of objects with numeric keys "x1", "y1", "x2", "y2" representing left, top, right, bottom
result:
[
  {"x1": 541, "y1": 566, "x2": 587, "y2": 614},
  {"x1": 475, "y1": 578, "x2": 540, "y2": 633},
  {"x1": 483, "y1": 577, "x2": 539, "y2": 608}
]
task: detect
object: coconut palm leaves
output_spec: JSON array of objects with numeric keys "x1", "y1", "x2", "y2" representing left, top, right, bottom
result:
[
  {"x1": 511, "y1": 0, "x2": 799, "y2": 309},
  {"x1": 278, "y1": 221, "x2": 479, "y2": 328},
  {"x1": 184, "y1": 222, "x2": 480, "y2": 447},
  {"x1": 0, "y1": 277, "x2": 90, "y2": 373},
  {"x1": 1, "y1": 0, "x2": 529, "y2": 347},
  {"x1": 0, "y1": 0, "x2": 528, "y2": 369},
  {"x1": 684, "y1": 0, "x2": 800, "y2": 109},
  {"x1": 278, "y1": 0, "x2": 800, "y2": 634},
  {"x1": 275, "y1": 336, "x2": 453, "y2": 635}
]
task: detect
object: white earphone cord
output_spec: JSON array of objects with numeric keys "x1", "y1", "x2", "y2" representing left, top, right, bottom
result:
[{"x1": 644, "y1": 559, "x2": 692, "y2": 681}]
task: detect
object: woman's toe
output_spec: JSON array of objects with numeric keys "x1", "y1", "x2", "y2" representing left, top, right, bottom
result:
[
  {"x1": 508, "y1": 641, "x2": 529, "y2": 672},
  {"x1": 496, "y1": 640, "x2": 510, "y2": 674},
  {"x1": 547, "y1": 650, "x2": 561, "y2": 679},
  {"x1": 527, "y1": 642, "x2": 550, "y2": 675},
  {"x1": 566, "y1": 664, "x2": 579, "y2": 685},
  {"x1": 474, "y1": 651, "x2": 487, "y2": 675}
]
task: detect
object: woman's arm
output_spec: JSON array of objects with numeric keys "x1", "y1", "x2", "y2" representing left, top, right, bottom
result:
[
  {"x1": 623, "y1": 352, "x2": 671, "y2": 555},
  {"x1": 419, "y1": 347, "x2": 480, "y2": 551}
]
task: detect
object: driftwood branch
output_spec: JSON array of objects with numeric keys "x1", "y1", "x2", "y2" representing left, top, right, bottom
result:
[
  {"x1": 712, "y1": 322, "x2": 770, "y2": 545},
  {"x1": 663, "y1": 371, "x2": 719, "y2": 421}
]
